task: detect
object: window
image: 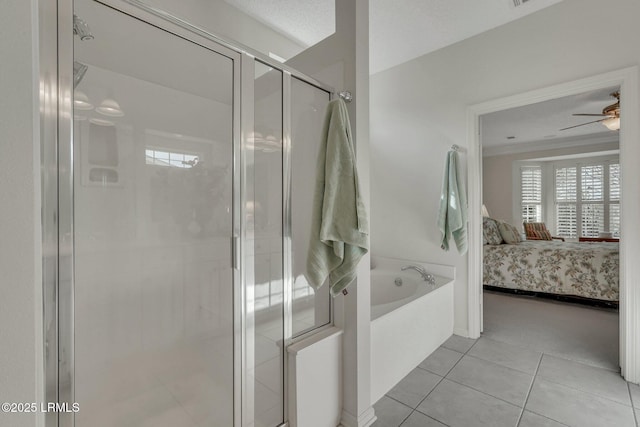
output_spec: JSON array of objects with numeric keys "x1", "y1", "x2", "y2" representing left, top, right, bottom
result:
[
  {"x1": 145, "y1": 148, "x2": 198, "y2": 168},
  {"x1": 521, "y1": 166, "x2": 542, "y2": 223},
  {"x1": 554, "y1": 161, "x2": 620, "y2": 238}
]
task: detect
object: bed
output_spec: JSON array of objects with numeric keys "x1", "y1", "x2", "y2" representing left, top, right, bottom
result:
[{"x1": 483, "y1": 240, "x2": 619, "y2": 303}]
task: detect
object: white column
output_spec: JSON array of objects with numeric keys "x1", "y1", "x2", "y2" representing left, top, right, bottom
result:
[
  {"x1": 336, "y1": 1, "x2": 375, "y2": 426},
  {"x1": 286, "y1": 1, "x2": 374, "y2": 424}
]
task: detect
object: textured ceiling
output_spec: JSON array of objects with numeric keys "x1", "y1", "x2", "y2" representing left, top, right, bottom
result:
[
  {"x1": 216, "y1": 1, "x2": 617, "y2": 149},
  {"x1": 370, "y1": 0, "x2": 563, "y2": 74},
  {"x1": 224, "y1": 0, "x2": 334, "y2": 48},
  {"x1": 481, "y1": 87, "x2": 621, "y2": 148},
  {"x1": 223, "y1": 0, "x2": 564, "y2": 74}
]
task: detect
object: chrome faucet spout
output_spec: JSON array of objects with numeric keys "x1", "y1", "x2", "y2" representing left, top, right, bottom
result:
[{"x1": 401, "y1": 265, "x2": 436, "y2": 284}]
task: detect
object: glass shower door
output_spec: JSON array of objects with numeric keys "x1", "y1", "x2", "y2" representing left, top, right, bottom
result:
[{"x1": 71, "y1": 1, "x2": 237, "y2": 426}]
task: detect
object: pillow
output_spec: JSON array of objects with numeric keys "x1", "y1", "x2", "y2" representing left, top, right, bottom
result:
[
  {"x1": 498, "y1": 221, "x2": 522, "y2": 244},
  {"x1": 523, "y1": 222, "x2": 553, "y2": 241},
  {"x1": 483, "y1": 217, "x2": 503, "y2": 245},
  {"x1": 529, "y1": 230, "x2": 552, "y2": 240}
]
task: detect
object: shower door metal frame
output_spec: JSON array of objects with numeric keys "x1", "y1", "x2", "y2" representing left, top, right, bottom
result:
[
  {"x1": 45, "y1": 1, "x2": 336, "y2": 426},
  {"x1": 52, "y1": 1, "x2": 243, "y2": 426}
]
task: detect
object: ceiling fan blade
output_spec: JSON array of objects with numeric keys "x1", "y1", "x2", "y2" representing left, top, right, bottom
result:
[
  {"x1": 559, "y1": 118, "x2": 607, "y2": 131},
  {"x1": 573, "y1": 113, "x2": 608, "y2": 117}
]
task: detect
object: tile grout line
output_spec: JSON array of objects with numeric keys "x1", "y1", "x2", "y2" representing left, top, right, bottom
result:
[
  {"x1": 521, "y1": 355, "x2": 576, "y2": 427},
  {"x1": 384, "y1": 382, "x2": 449, "y2": 427},
  {"x1": 398, "y1": 410, "x2": 451, "y2": 427},
  {"x1": 383, "y1": 395, "x2": 417, "y2": 427},
  {"x1": 408, "y1": 338, "x2": 479, "y2": 425},
  {"x1": 383, "y1": 394, "x2": 414, "y2": 408},
  {"x1": 539, "y1": 351, "x2": 622, "y2": 374},
  {"x1": 533, "y1": 369, "x2": 634, "y2": 408},
  {"x1": 463, "y1": 352, "x2": 538, "y2": 376},
  {"x1": 398, "y1": 405, "x2": 417, "y2": 427},
  {"x1": 436, "y1": 337, "x2": 532, "y2": 409},
  {"x1": 515, "y1": 352, "x2": 543, "y2": 427},
  {"x1": 439, "y1": 376, "x2": 526, "y2": 409},
  {"x1": 629, "y1": 383, "x2": 638, "y2": 427},
  {"x1": 385, "y1": 338, "x2": 478, "y2": 427},
  {"x1": 402, "y1": 374, "x2": 447, "y2": 426},
  {"x1": 524, "y1": 409, "x2": 572, "y2": 426}
]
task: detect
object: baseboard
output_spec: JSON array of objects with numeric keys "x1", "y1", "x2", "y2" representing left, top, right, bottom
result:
[
  {"x1": 453, "y1": 327, "x2": 470, "y2": 338},
  {"x1": 339, "y1": 407, "x2": 376, "y2": 427}
]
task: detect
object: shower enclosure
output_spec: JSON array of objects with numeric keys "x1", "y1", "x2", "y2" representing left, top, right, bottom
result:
[{"x1": 44, "y1": 1, "x2": 333, "y2": 426}]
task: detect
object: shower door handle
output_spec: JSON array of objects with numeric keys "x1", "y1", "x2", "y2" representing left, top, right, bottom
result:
[{"x1": 232, "y1": 236, "x2": 240, "y2": 270}]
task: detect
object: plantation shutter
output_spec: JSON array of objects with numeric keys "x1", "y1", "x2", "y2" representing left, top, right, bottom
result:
[
  {"x1": 555, "y1": 166, "x2": 577, "y2": 238},
  {"x1": 581, "y1": 165, "x2": 604, "y2": 201},
  {"x1": 521, "y1": 166, "x2": 542, "y2": 223},
  {"x1": 609, "y1": 163, "x2": 620, "y2": 237},
  {"x1": 581, "y1": 204, "x2": 605, "y2": 237},
  {"x1": 609, "y1": 163, "x2": 620, "y2": 201},
  {"x1": 580, "y1": 165, "x2": 604, "y2": 237}
]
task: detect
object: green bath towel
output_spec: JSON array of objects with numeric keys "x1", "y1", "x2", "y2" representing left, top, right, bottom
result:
[
  {"x1": 437, "y1": 150, "x2": 468, "y2": 254},
  {"x1": 306, "y1": 99, "x2": 369, "y2": 297}
]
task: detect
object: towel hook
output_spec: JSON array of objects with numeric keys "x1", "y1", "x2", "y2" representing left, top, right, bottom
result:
[{"x1": 339, "y1": 91, "x2": 353, "y2": 103}]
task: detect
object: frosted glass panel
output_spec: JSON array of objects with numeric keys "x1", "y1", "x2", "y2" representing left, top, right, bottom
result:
[
  {"x1": 246, "y1": 61, "x2": 284, "y2": 427},
  {"x1": 73, "y1": 1, "x2": 234, "y2": 426},
  {"x1": 290, "y1": 77, "x2": 331, "y2": 337}
]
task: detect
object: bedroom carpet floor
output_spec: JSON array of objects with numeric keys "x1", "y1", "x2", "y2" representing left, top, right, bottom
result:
[
  {"x1": 482, "y1": 290, "x2": 619, "y2": 371},
  {"x1": 372, "y1": 291, "x2": 639, "y2": 427}
]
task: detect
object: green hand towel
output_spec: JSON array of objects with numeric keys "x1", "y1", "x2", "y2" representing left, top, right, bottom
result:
[
  {"x1": 306, "y1": 99, "x2": 369, "y2": 297},
  {"x1": 437, "y1": 150, "x2": 468, "y2": 254}
]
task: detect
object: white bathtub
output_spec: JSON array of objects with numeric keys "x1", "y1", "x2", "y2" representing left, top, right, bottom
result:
[
  {"x1": 371, "y1": 270, "x2": 452, "y2": 320},
  {"x1": 370, "y1": 256, "x2": 455, "y2": 403}
]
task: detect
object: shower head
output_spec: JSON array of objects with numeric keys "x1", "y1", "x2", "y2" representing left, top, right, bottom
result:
[
  {"x1": 74, "y1": 15, "x2": 94, "y2": 41},
  {"x1": 74, "y1": 61, "x2": 88, "y2": 88}
]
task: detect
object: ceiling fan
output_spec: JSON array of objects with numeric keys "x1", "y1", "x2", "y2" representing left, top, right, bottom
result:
[{"x1": 560, "y1": 91, "x2": 620, "y2": 131}]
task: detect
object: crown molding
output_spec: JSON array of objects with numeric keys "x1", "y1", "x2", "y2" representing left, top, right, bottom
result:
[{"x1": 482, "y1": 132, "x2": 619, "y2": 157}]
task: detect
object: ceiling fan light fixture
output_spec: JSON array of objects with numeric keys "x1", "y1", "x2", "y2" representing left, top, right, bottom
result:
[
  {"x1": 603, "y1": 117, "x2": 620, "y2": 131},
  {"x1": 96, "y1": 98, "x2": 124, "y2": 117},
  {"x1": 74, "y1": 91, "x2": 93, "y2": 110}
]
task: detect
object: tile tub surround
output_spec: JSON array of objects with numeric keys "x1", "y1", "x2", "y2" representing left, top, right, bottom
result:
[{"x1": 373, "y1": 335, "x2": 638, "y2": 427}]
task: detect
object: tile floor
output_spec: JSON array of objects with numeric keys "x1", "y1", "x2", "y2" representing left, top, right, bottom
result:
[{"x1": 373, "y1": 292, "x2": 639, "y2": 427}]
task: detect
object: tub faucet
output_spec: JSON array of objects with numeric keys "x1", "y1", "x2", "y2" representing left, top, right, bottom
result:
[{"x1": 401, "y1": 265, "x2": 436, "y2": 284}]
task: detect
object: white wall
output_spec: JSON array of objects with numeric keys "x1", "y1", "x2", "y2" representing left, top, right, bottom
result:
[
  {"x1": 483, "y1": 141, "x2": 619, "y2": 226},
  {"x1": 0, "y1": 1, "x2": 43, "y2": 426},
  {"x1": 140, "y1": 0, "x2": 307, "y2": 61},
  {"x1": 370, "y1": 0, "x2": 640, "y2": 336}
]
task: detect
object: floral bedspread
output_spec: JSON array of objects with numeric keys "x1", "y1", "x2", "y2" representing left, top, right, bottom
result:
[{"x1": 483, "y1": 240, "x2": 619, "y2": 301}]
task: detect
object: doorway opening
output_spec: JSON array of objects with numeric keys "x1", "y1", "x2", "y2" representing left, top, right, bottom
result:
[
  {"x1": 466, "y1": 67, "x2": 640, "y2": 382},
  {"x1": 480, "y1": 86, "x2": 620, "y2": 369}
]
